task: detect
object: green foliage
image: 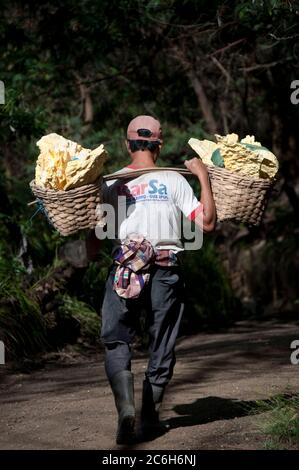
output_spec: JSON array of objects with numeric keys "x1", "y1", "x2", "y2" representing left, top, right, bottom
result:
[
  {"x1": 0, "y1": 0, "x2": 298, "y2": 360},
  {"x1": 80, "y1": 247, "x2": 112, "y2": 311},
  {"x1": 0, "y1": 87, "x2": 47, "y2": 140},
  {"x1": 235, "y1": 0, "x2": 294, "y2": 23},
  {"x1": 181, "y1": 240, "x2": 238, "y2": 330},
  {"x1": 0, "y1": 252, "x2": 47, "y2": 358},
  {"x1": 161, "y1": 123, "x2": 206, "y2": 166},
  {"x1": 57, "y1": 294, "x2": 100, "y2": 344},
  {"x1": 253, "y1": 394, "x2": 299, "y2": 449}
]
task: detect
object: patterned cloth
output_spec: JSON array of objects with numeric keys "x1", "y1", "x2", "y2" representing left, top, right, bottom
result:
[{"x1": 113, "y1": 234, "x2": 179, "y2": 299}]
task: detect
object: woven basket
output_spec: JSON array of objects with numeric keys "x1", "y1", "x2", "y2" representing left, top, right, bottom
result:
[
  {"x1": 29, "y1": 179, "x2": 102, "y2": 236},
  {"x1": 103, "y1": 166, "x2": 275, "y2": 226},
  {"x1": 206, "y1": 166, "x2": 275, "y2": 225}
]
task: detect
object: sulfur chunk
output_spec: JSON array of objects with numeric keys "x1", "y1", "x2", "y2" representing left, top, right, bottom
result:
[
  {"x1": 64, "y1": 144, "x2": 106, "y2": 190},
  {"x1": 188, "y1": 132, "x2": 278, "y2": 180},
  {"x1": 216, "y1": 134, "x2": 262, "y2": 179},
  {"x1": 188, "y1": 138, "x2": 218, "y2": 165},
  {"x1": 241, "y1": 135, "x2": 262, "y2": 146},
  {"x1": 35, "y1": 133, "x2": 107, "y2": 190}
]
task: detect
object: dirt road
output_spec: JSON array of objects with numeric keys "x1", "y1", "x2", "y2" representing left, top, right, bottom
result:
[{"x1": 1, "y1": 319, "x2": 299, "y2": 450}]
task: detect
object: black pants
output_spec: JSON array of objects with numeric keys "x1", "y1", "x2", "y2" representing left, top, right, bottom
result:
[{"x1": 100, "y1": 263, "x2": 185, "y2": 387}]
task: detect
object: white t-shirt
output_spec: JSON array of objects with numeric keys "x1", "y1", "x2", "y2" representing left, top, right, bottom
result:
[{"x1": 102, "y1": 167, "x2": 202, "y2": 253}]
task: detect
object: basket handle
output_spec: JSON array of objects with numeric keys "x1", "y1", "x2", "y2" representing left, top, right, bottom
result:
[{"x1": 102, "y1": 167, "x2": 193, "y2": 181}]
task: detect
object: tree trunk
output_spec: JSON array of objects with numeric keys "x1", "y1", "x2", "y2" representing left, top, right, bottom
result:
[
  {"x1": 169, "y1": 45, "x2": 218, "y2": 134},
  {"x1": 73, "y1": 72, "x2": 94, "y2": 131},
  {"x1": 186, "y1": 69, "x2": 218, "y2": 134},
  {"x1": 79, "y1": 82, "x2": 93, "y2": 125}
]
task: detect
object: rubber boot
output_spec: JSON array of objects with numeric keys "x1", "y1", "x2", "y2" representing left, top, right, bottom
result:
[
  {"x1": 110, "y1": 370, "x2": 136, "y2": 445},
  {"x1": 139, "y1": 379, "x2": 169, "y2": 439}
]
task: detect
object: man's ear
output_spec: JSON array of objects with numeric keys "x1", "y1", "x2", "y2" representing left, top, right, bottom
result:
[
  {"x1": 156, "y1": 143, "x2": 162, "y2": 157},
  {"x1": 125, "y1": 140, "x2": 130, "y2": 152}
]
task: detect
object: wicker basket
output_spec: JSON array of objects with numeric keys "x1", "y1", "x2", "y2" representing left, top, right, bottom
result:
[
  {"x1": 206, "y1": 166, "x2": 275, "y2": 225},
  {"x1": 103, "y1": 166, "x2": 275, "y2": 226},
  {"x1": 30, "y1": 165, "x2": 275, "y2": 236},
  {"x1": 29, "y1": 179, "x2": 102, "y2": 236}
]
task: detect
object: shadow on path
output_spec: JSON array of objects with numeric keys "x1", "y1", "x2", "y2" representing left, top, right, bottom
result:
[
  {"x1": 168, "y1": 396, "x2": 256, "y2": 428},
  {"x1": 134, "y1": 392, "x2": 295, "y2": 445}
]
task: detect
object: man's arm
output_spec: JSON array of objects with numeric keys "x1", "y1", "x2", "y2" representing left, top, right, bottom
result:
[{"x1": 184, "y1": 158, "x2": 216, "y2": 233}]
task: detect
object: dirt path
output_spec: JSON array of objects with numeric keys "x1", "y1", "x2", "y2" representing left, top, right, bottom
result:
[{"x1": 1, "y1": 319, "x2": 299, "y2": 450}]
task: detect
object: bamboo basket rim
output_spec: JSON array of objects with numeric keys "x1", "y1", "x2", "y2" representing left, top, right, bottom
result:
[{"x1": 29, "y1": 178, "x2": 101, "y2": 195}]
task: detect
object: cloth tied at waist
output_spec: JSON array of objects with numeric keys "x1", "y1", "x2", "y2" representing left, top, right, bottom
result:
[{"x1": 112, "y1": 234, "x2": 179, "y2": 299}]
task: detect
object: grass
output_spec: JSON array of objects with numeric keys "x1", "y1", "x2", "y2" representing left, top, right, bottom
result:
[
  {"x1": 253, "y1": 394, "x2": 299, "y2": 449},
  {"x1": 0, "y1": 251, "x2": 48, "y2": 358},
  {"x1": 58, "y1": 294, "x2": 100, "y2": 344}
]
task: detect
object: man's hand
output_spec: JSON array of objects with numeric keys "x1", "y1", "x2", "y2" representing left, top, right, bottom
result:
[{"x1": 184, "y1": 157, "x2": 208, "y2": 179}]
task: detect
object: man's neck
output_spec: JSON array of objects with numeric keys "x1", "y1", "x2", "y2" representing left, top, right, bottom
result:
[{"x1": 128, "y1": 151, "x2": 157, "y2": 169}]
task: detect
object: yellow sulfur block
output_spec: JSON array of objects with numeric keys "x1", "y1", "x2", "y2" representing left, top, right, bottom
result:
[
  {"x1": 188, "y1": 133, "x2": 278, "y2": 180},
  {"x1": 35, "y1": 133, "x2": 107, "y2": 190}
]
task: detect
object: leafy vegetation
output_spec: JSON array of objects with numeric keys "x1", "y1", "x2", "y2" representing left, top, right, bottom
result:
[
  {"x1": 0, "y1": 0, "x2": 298, "y2": 360},
  {"x1": 0, "y1": 249, "x2": 47, "y2": 357},
  {"x1": 57, "y1": 294, "x2": 101, "y2": 344},
  {"x1": 253, "y1": 394, "x2": 299, "y2": 449}
]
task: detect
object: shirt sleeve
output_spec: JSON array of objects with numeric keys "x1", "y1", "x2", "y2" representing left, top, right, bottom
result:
[{"x1": 171, "y1": 173, "x2": 203, "y2": 220}]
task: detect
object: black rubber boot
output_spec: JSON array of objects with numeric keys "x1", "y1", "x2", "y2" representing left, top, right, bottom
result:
[
  {"x1": 139, "y1": 379, "x2": 169, "y2": 440},
  {"x1": 110, "y1": 370, "x2": 136, "y2": 445}
]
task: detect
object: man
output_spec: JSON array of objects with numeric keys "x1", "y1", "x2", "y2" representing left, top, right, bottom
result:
[{"x1": 96, "y1": 115, "x2": 216, "y2": 444}]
